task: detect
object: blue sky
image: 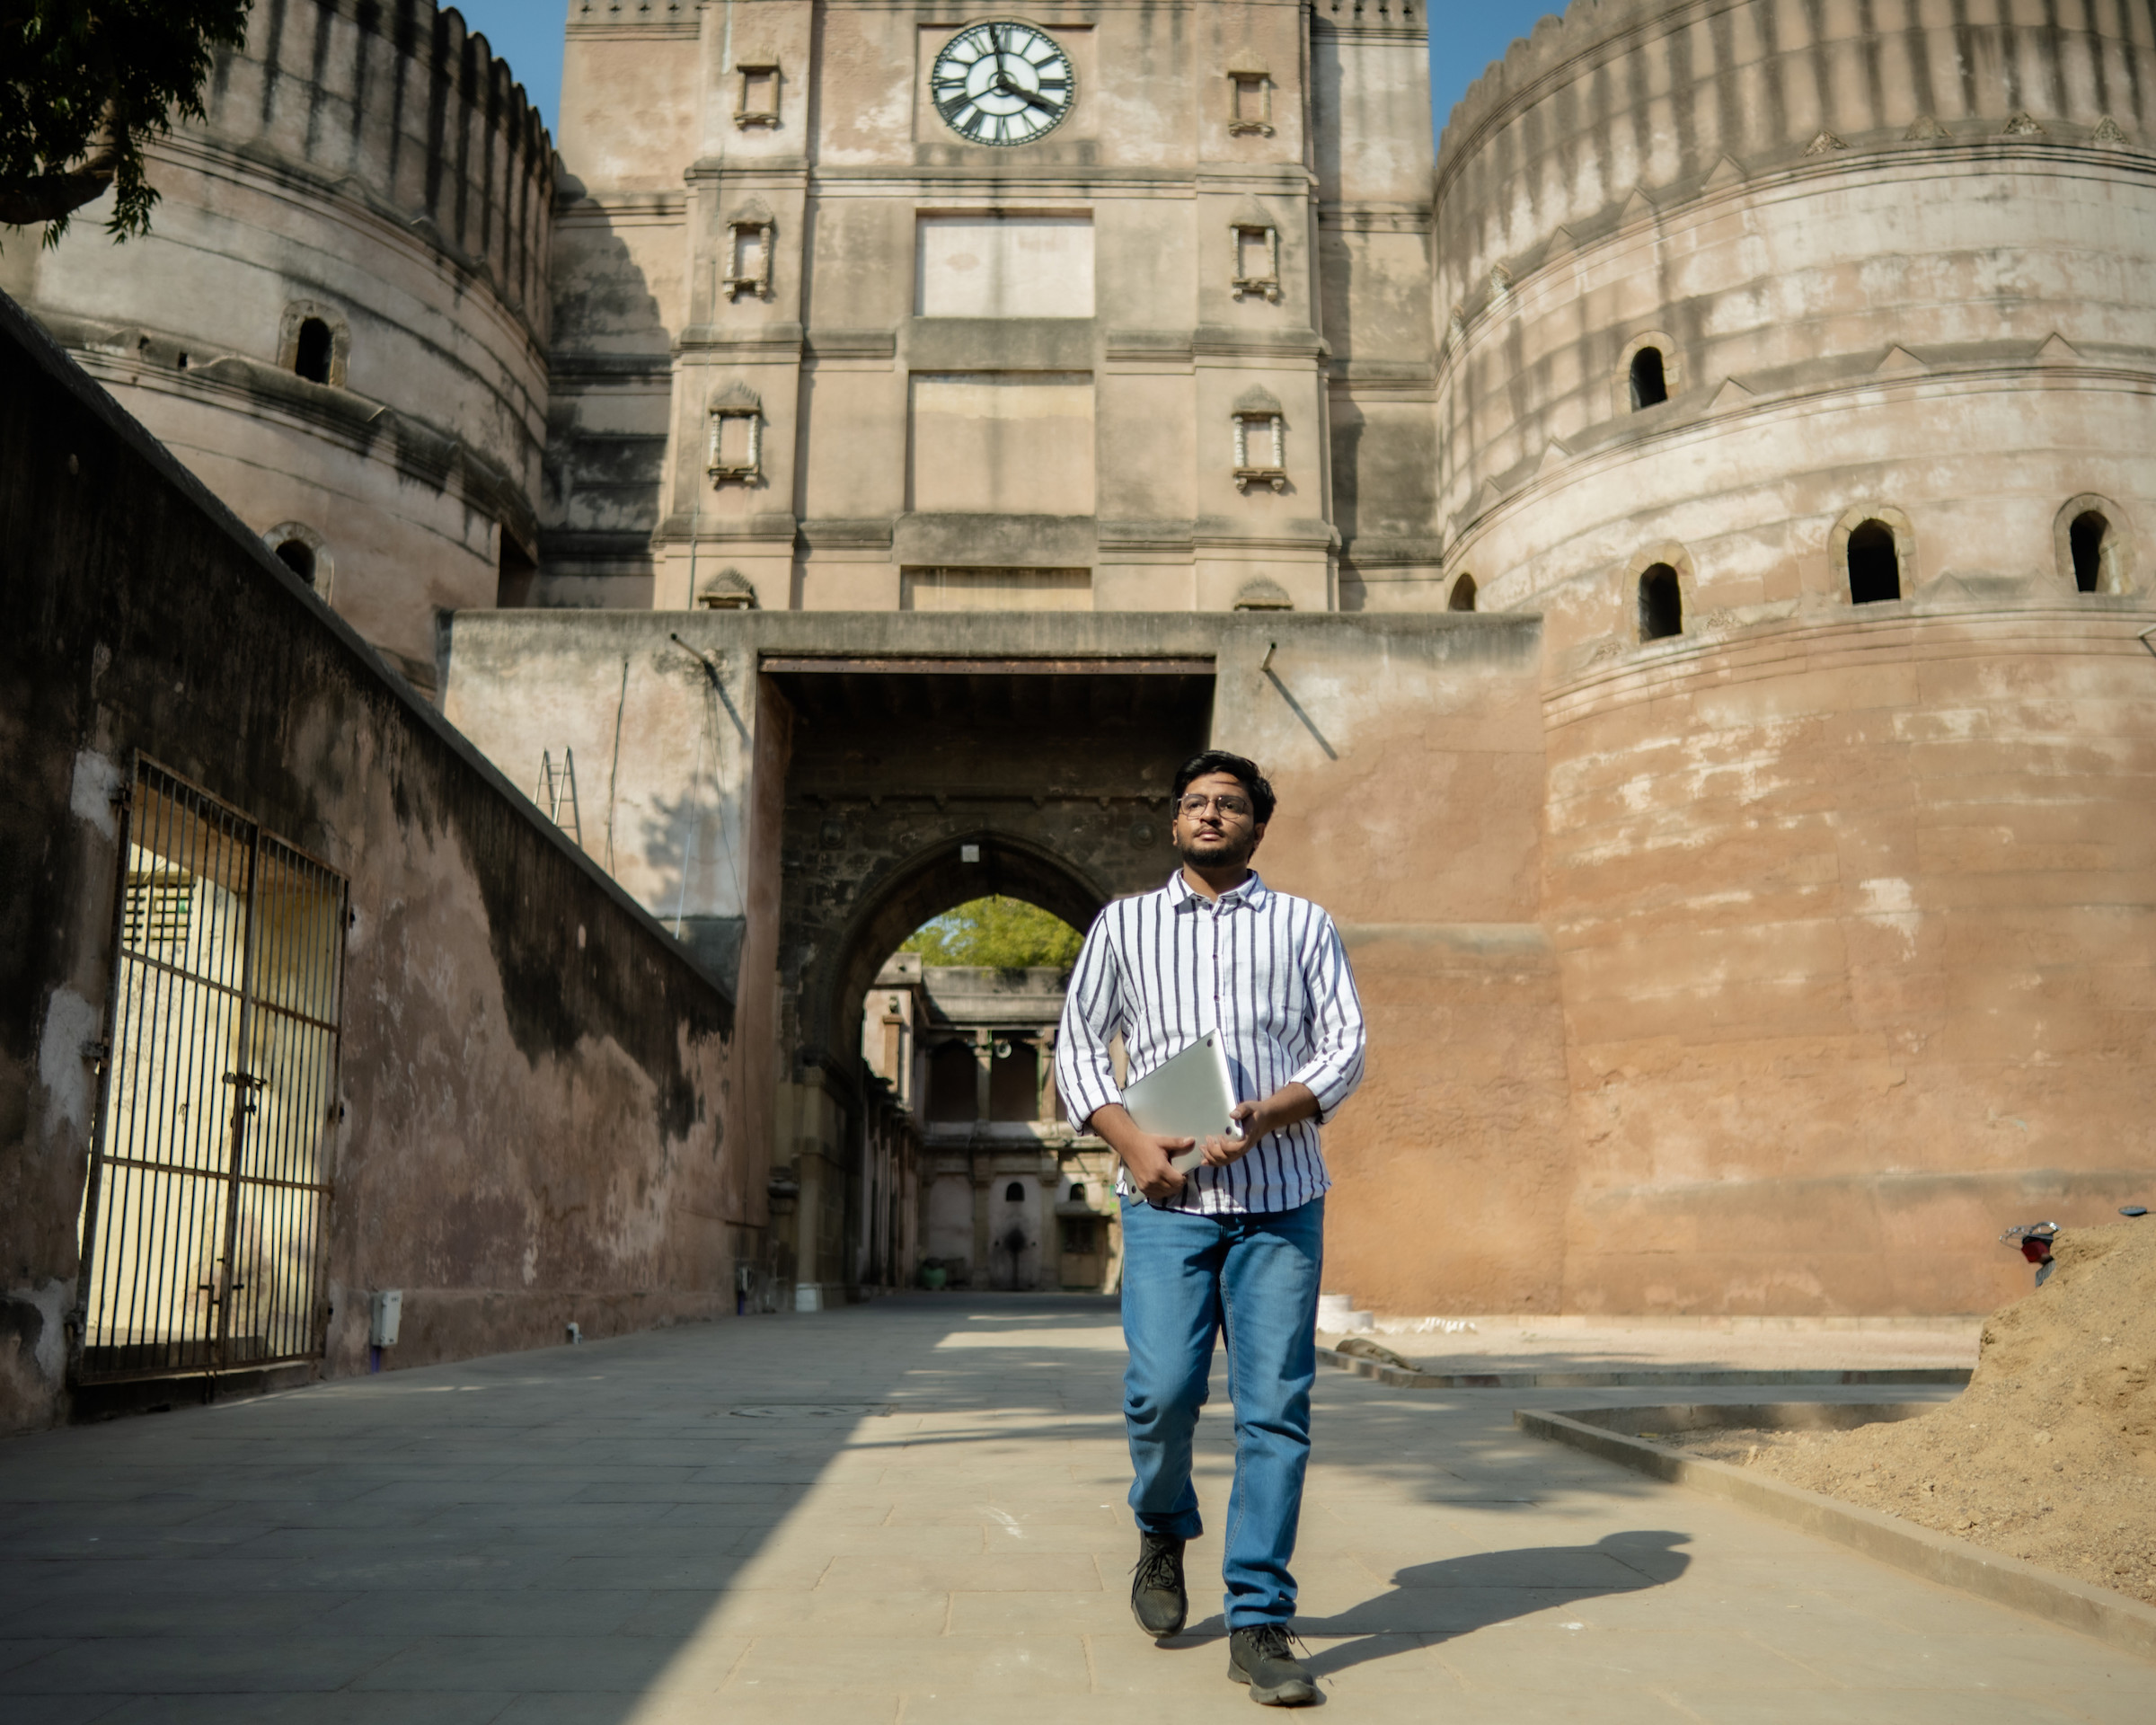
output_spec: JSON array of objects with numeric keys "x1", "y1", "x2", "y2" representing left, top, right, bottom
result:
[{"x1": 450, "y1": 1, "x2": 1562, "y2": 146}]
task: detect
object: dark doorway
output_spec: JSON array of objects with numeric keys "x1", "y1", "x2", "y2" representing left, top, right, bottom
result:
[
  {"x1": 2071, "y1": 510, "x2": 2107, "y2": 592},
  {"x1": 1629, "y1": 345, "x2": 1667, "y2": 409},
  {"x1": 990, "y1": 1039, "x2": 1040, "y2": 1122},
  {"x1": 497, "y1": 527, "x2": 538, "y2": 607},
  {"x1": 927, "y1": 1040, "x2": 978, "y2": 1121},
  {"x1": 294, "y1": 317, "x2": 333, "y2": 385},
  {"x1": 274, "y1": 539, "x2": 316, "y2": 586},
  {"x1": 1848, "y1": 519, "x2": 1901, "y2": 603},
  {"x1": 1637, "y1": 562, "x2": 1683, "y2": 640}
]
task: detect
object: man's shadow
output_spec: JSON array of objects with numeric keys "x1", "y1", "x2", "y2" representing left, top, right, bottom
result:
[{"x1": 1180, "y1": 1531, "x2": 1692, "y2": 1685}]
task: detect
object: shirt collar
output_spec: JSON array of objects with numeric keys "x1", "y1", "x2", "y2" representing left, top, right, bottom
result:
[{"x1": 1165, "y1": 868, "x2": 1268, "y2": 912}]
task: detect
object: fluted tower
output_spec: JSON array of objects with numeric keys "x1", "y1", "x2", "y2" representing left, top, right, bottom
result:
[
  {"x1": 3, "y1": 0, "x2": 554, "y2": 689},
  {"x1": 1429, "y1": 0, "x2": 2156, "y2": 1310}
]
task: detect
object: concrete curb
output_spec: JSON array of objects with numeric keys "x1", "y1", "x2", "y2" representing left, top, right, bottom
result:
[
  {"x1": 1518, "y1": 1405, "x2": 2156, "y2": 1662},
  {"x1": 1313, "y1": 1348, "x2": 1970, "y2": 1390}
]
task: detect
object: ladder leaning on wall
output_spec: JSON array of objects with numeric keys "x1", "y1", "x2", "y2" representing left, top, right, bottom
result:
[{"x1": 535, "y1": 748, "x2": 582, "y2": 850}]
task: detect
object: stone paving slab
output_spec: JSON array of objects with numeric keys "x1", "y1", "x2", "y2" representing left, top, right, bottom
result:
[{"x1": 0, "y1": 1293, "x2": 2147, "y2": 1722}]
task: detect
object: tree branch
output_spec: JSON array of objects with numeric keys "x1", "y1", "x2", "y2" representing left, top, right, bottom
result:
[{"x1": 0, "y1": 111, "x2": 121, "y2": 230}]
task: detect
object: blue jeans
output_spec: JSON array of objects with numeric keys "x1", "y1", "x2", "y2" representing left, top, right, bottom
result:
[{"x1": 1119, "y1": 1193, "x2": 1323, "y2": 1629}]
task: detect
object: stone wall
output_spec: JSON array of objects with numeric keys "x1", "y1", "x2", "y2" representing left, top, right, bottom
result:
[
  {"x1": 444, "y1": 606, "x2": 1564, "y2": 1316},
  {"x1": 0, "y1": 0, "x2": 554, "y2": 688},
  {"x1": 0, "y1": 296, "x2": 749, "y2": 1433},
  {"x1": 1423, "y1": 0, "x2": 2156, "y2": 1314}
]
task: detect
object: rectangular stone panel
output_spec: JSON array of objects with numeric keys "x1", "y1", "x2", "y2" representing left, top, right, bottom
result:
[
  {"x1": 900, "y1": 568, "x2": 1092, "y2": 611},
  {"x1": 907, "y1": 372, "x2": 1096, "y2": 515},
  {"x1": 916, "y1": 216, "x2": 1094, "y2": 318}
]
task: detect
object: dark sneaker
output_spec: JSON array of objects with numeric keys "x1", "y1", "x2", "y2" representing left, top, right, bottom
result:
[
  {"x1": 1129, "y1": 1531, "x2": 1187, "y2": 1636},
  {"x1": 1227, "y1": 1624, "x2": 1318, "y2": 1706}
]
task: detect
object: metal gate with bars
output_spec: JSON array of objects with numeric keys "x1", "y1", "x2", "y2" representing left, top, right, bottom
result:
[{"x1": 74, "y1": 757, "x2": 349, "y2": 1384}]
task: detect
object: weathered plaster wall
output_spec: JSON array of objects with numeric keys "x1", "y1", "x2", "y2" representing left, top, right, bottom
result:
[
  {"x1": 0, "y1": 297, "x2": 747, "y2": 1434},
  {"x1": 1544, "y1": 606, "x2": 2156, "y2": 1315},
  {"x1": 1424, "y1": 0, "x2": 2156, "y2": 1314},
  {"x1": 1208, "y1": 612, "x2": 1574, "y2": 1312},
  {"x1": 0, "y1": 0, "x2": 553, "y2": 688}
]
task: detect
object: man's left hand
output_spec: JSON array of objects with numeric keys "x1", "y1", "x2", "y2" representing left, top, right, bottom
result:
[
  {"x1": 1197, "y1": 1103, "x2": 1260, "y2": 1168},
  {"x1": 1198, "y1": 1084, "x2": 1320, "y2": 1168}
]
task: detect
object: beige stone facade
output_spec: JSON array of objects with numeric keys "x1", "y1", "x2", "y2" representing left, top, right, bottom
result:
[
  {"x1": 543, "y1": 0, "x2": 1436, "y2": 612},
  {"x1": 21, "y1": 0, "x2": 2156, "y2": 1320}
]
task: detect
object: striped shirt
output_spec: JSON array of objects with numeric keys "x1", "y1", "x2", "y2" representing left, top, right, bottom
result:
[{"x1": 1055, "y1": 869, "x2": 1365, "y2": 1215}]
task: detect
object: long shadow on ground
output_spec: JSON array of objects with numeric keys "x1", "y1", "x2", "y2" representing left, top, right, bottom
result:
[{"x1": 0, "y1": 1294, "x2": 1701, "y2": 1720}]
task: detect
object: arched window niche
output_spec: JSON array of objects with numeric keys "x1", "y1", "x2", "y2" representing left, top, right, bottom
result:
[
  {"x1": 1630, "y1": 347, "x2": 1667, "y2": 409},
  {"x1": 294, "y1": 319, "x2": 333, "y2": 385},
  {"x1": 262, "y1": 522, "x2": 331, "y2": 602},
  {"x1": 1832, "y1": 505, "x2": 1915, "y2": 606},
  {"x1": 1447, "y1": 572, "x2": 1477, "y2": 612},
  {"x1": 2054, "y1": 493, "x2": 2134, "y2": 595},
  {"x1": 1638, "y1": 562, "x2": 1683, "y2": 640},
  {"x1": 1622, "y1": 544, "x2": 1693, "y2": 645},
  {"x1": 1614, "y1": 331, "x2": 1681, "y2": 416},
  {"x1": 277, "y1": 301, "x2": 349, "y2": 388}
]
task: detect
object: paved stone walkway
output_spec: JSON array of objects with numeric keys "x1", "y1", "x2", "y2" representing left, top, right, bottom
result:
[{"x1": 2, "y1": 1294, "x2": 2148, "y2": 1722}]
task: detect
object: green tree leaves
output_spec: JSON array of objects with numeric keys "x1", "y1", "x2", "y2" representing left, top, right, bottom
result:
[
  {"x1": 1, "y1": 1, "x2": 253, "y2": 247},
  {"x1": 901, "y1": 897, "x2": 1082, "y2": 969}
]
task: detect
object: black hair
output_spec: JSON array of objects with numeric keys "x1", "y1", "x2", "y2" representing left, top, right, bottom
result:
[{"x1": 1172, "y1": 749, "x2": 1277, "y2": 824}]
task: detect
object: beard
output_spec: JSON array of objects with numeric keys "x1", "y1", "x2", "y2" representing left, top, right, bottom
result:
[{"x1": 1175, "y1": 827, "x2": 1258, "y2": 872}]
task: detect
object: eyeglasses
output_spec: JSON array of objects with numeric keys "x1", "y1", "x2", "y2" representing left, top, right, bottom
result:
[{"x1": 1176, "y1": 792, "x2": 1254, "y2": 818}]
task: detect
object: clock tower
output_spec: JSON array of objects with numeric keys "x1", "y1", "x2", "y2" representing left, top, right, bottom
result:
[{"x1": 548, "y1": 0, "x2": 1437, "y2": 615}]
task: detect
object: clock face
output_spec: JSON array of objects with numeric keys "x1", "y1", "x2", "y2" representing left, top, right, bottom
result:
[{"x1": 931, "y1": 22, "x2": 1074, "y2": 146}]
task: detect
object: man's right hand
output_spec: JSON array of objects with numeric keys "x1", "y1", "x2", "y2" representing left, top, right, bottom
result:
[{"x1": 1087, "y1": 1103, "x2": 1192, "y2": 1203}]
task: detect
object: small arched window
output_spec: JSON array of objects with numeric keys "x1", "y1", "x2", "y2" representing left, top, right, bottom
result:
[
  {"x1": 2070, "y1": 510, "x2": 2107, "y2": 593},
  {"x1": 1847, "y1": 520, "x2": 1901, "y2": 603},
  {"x1": 1069, "y1": 1181, "x2": 1085, "y2": 1203},
  {"x1": 1637, "y1": 562, "x2": 1683, "y2": 640},
  {"x1": 1003, "y1": 1181, "x2": 1025, "y2": 1203},
  {"x1": 2054, "y1": 494, "x2": 2132, "y2": 595},
  {"x1": 294, "y1": 317, "x2": 333, "y2": 385},
  {"x1": 1448, "y1": 572, "x2": 1477, "y2": 612},
  {"x1": 1629, "y1": 346, "x2": 1667, "y2": 410},
  {"x1": 275, "y1": 539, "x2": 317, "y2": 586},
  {"x1": 264, "y1": 523, "x2": 330, "y2": 600}
]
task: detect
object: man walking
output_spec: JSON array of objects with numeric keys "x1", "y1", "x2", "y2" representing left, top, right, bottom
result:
[{"x1": 1056, "y1": 749, "x2": 1365, "y2": 1707}]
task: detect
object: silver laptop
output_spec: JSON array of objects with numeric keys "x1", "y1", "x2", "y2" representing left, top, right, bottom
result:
[{"x1": 1122, "y1": 1030, "x2": 1243, "y2": 1173}]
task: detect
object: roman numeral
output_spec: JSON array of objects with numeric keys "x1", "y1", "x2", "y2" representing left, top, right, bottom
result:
[{"x1": 958, "y1": 108, "x2": 987, "y2": 140}]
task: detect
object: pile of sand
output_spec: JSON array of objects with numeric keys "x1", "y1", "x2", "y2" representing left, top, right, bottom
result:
[{"x1": 1666, "y1": 1219, "x2": 2156, "y2": 1606}]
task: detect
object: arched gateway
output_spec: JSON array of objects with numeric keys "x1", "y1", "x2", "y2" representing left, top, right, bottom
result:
[{"x1": 764, "y1": 651, "x2": 1213, "y2": 1306}]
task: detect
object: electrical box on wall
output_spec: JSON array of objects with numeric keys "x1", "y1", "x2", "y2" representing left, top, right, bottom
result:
[{"x1": 369, "y1": 1288, "x2": 402, "y2": 1347}]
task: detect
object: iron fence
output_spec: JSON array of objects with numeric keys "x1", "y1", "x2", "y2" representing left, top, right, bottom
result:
[{"x1": 74, "y1": 757, "x2": 349, "y2": 1383}]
